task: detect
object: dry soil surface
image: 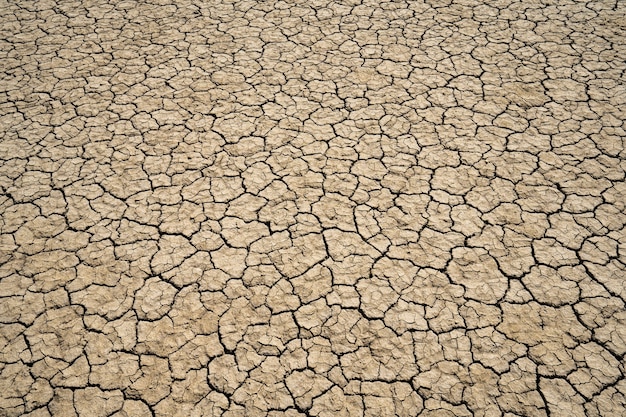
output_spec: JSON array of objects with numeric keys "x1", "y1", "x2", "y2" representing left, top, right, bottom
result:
[{"x1": 1, "y1": 0, "x2": 625, "y2": 416}]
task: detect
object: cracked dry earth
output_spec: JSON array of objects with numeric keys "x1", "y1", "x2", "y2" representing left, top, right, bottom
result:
[{"x1": 1, "y1": 0, "x2": 626, "y2": 416}]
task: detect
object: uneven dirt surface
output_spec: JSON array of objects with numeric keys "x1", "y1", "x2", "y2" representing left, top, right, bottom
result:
[{"x1": 1, "y1": 0, "x2": 625, "y2": 416}]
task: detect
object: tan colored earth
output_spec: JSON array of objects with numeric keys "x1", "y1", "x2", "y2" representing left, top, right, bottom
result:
[{"x1": 1, "y1": 0, "x2": 625, "y2": 416}]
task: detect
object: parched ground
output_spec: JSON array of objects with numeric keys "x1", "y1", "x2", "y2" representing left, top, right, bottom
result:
[{"x1": 0, "y1": 0, "x2": 625, "y2": 416}]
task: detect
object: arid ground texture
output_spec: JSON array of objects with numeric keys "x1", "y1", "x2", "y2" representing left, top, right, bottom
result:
[{"x1": 1, "y1": 0, "x2": 625, "y2": 416}]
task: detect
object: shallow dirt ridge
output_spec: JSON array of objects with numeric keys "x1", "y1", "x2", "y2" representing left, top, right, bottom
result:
[{"x1": 1, "y1": 0, "x2": 625, "y2": 416}]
